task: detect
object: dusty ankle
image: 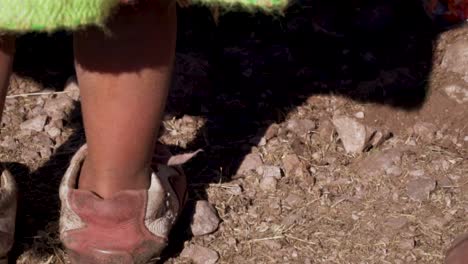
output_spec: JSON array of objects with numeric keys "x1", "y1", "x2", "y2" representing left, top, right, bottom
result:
[{"x1": 78, "y1": 159, "x2": 151, "y2": 199}]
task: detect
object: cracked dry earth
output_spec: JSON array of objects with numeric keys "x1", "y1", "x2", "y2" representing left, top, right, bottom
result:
[{"x1": 1, "y1": 9, "x2": 468, "y2": 264}]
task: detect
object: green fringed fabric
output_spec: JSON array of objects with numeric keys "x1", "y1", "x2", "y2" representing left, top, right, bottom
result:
[
  {"x1": 0, "y1": 0, "x2": 288, "y2": 33},
  {"x1": 0, "y1": 0, "x2": 121, "y2": 32}
]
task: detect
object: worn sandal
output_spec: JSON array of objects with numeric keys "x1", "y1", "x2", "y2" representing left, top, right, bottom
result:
[{"x1": 59, "y1": 144, "x2": 197, "y2": 264}]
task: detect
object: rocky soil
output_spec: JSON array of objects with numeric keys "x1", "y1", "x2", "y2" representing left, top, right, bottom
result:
[{"x1": 1, "y1": 2, "x2": 467, "y2": 264}]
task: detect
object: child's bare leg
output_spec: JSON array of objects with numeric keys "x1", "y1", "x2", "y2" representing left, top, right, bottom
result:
[
  {"x1": 74, "y1": 1, "x2": 176, "y2": 199},
  {"x1": 0, "y1": 36, "x2": 15, "y2": 116}
]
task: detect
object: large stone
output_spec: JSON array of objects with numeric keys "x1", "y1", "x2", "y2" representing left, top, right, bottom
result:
[
  {"x1": 191, "y1": 200, "x2": 221, "y2": 237},
  {"x1": 180, "y1": 245, "x2": 219, "y2": 264},
  {"x1": 332, "y1": 116, "x2": 368, "y2": 153}
]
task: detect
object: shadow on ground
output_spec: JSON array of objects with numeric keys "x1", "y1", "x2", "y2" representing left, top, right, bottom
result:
[{"x1": 7, "y1": 0, "x2": 448, "y2": 261}]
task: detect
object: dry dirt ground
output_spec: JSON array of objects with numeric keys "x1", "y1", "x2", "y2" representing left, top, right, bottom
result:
[{"x1": 0, "y1": 2, "x2": 467, "y2": 264}]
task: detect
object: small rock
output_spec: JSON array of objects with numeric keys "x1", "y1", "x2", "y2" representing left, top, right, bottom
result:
[
  {"x1": 408, "y1": 169, "x2": 425, "y2": 177},
  {"x1": 27, "y1": 105, "x2": 44, "y2": 118},
  {"x1": 282, "y1": 154, "x2": 302, "y2": 177},
  {"x1": 258, "y1": 137, "x2": 267, "y2": 146},
  {"x1": 367, "y1": 129, "x2": 392, "y2": 149},
  {"x1": 407, "y1": 177, "x2": 436, "y2": 201},
  {"x1": 385, "y1": 165, "x2": 403, "y2": 177},
  {"x1": 286, "y1": 119, "x2": 317, "y2": 138},
  {"x1": 46, "y1": 126, "x2": 61, "y2": 138},
  {"x1": 7, "y1": 114, "x2": 23, "y2": 127},
  {"x1": 40, "y1": 147, "x2": 52, "y2": 159},
  {"x1": 264, "y1": 123, "x2": 279, "y2": 140},
  {"x1": 180, "y1": 245, "x2": 219, "y2": 264},
  {"x1": 291, "y1": 250, "x2": 299, "y2": 258},
  {"x1": 317, "y1": 119, "x2": 335, "y2": 141},
  {"x1": 311, "y1": 152, "x2": 321, "y2": 161},
  {"x1": 432, "y1": 158, "x2": 451, "y2": 171},
  {"x1": 227, "y1": 184, "x2": 243, "y2": 195},
  {"x1": 444, "y1": 85, "x2": 468, "y2": 104},
  {"x1": 449, "y1": 174, "x2": 461, "y2": 182},
  {"x1": 438, "y1": 176, "x2": 453, "y2": 188},
  {"x1": 20, "y1": 115, "x2": 47, "y2": 132},
  {"x1": 181, "y1": 114, "x2": 197, "y2": 124},
  {"x1": 384, "y1": 216, "x2": 408, "y2": 230},
  {"x1": 441, "y1": 39, "x2": 468, "y2": 79},
  {"x1": 64, "y1": 76, "x2": 80, "y2": 101},
  {"x1": 398, "y1": 238, "x2": 415, "y2": 250},
  {"x1": 49, "y1": 119, "x2": 64, "y2": 130},
  {"x1": 309, "y1": 167, "x2": 317, "y2": 174},
  {"x1": 332, "y1": 116, "x2": 367, "y2": 153},
  {"x1": 356, "y1": 149, "x2": 403, "y2": 177},
  {"x1": 44, "y1": 96, "x2": 75, "y2": 120},
  {"x1": 284, "y1": 193, "x2": 303, "y2": 207},
  {"x1": 281, "y1": 213, "x2": 301, "y2": 227},
  {"x1": 191, "y1": 200, "x2": 221, "y2": 237},
  {"x1": 261, "y1": 165, "x2": 282, "y2": 179},
  {"x1": 226, "y1": 237, "x2": 237, "y2": 247},
  {"x1": 54, "y1": 135, "x2": 65, "y2": 147},
  {"x1": 0, "y1": 136, "x2": 17, "y2": 150},
  {"x1": 269, "y1": 199, "x2": 282, "y2": 211},
  {"x1": 237, "y1": 153, "x2": 263, "y2": 175},
  {"x1": 464, "y1": 136, "x2": 468, "y2": 142},
  {"x1": 260, "y1": 177, "x2": 277, "y2": 191},
  {"x1": 354, "y1": 111, "x2": 365, "y2": 119},
  {"x1": 1, "y1": 115, "x2": 10, "y2": 127},
  {"x1": 413, "y1": 122, "x2": 437, "y2": 142},
  {"x1": 33, "y1": 133, "x2": 54, "y2": 148},
  {"x1": 21, "y1": 149, "x2": 40, "y2": 162},
  {"x1": 290, "y1": 138, "x2": 307, "y2": 156}
]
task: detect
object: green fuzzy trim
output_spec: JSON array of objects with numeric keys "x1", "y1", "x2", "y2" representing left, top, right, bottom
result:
[
  {"x1": 0, "y1": 0, "x2": 288, "y2": 33},
  {"x1": 0, "y1": 0, "x2": 120, "y2": 33}
]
